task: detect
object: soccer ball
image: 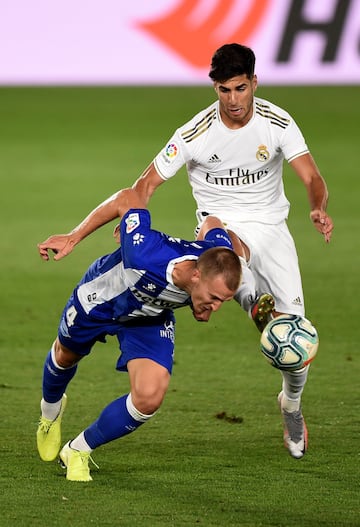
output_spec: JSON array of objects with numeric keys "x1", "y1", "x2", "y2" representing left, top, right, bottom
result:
[{"x1": 260, "y1": 314, "x2": 319, "y2": 371}]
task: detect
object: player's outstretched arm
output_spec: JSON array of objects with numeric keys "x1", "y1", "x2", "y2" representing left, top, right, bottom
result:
[
  {"x1": 38, "y1": 188, "x2": 146, "y2": 261},
  {"x1": 132, "y1": 162, "x2": 166, "y2": 205},
  {"x1": 290, "y1": 153, "x2": 334, "y2": 243}
]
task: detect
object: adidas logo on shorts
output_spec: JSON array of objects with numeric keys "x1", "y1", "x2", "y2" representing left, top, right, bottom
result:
[{"x1": 292, "y1": 296, "x2": 303, "y2": 306}]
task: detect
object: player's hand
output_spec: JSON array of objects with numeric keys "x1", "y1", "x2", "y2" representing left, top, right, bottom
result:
[
  {"x1": 310, "y1": 210, "x2": 333, "y2": 243},
  {"x1": 37, "y1": 234, "x2": 77, "y2": 261}
]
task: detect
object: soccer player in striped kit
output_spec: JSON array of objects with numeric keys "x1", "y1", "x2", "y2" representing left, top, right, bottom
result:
[{"x1": 37, "y1": 188, "x2": 241, "y2": 481}]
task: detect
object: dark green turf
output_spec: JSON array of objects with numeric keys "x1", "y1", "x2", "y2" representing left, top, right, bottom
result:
[{"x1": 0, "y1": 86, "x2": 359, "y2": 526}]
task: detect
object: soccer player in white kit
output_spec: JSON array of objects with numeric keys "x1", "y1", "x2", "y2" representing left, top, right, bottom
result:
[
  {"x1": 132, "y1": 43, "x2": 334, "y2": 459},
  {"x1": 38, "y1": 44, "x2": 333, "y2": 459}
]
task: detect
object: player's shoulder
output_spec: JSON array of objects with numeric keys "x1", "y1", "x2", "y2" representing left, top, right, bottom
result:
[
  {"x1": 177, "y1": 101, "x2": 218, "y2": 144},
  {"x1": 120, "y1": 208, "x2": 153, "y2": 253},
  {"x1": 254, "y1": 96, "x2": 294, "y2": 129},
  {"x1": 120, "y1": 209, "x2": 165, "y2": 268},
  {"x1": 121, "y1": 208, "x2": 150, "y2": 233}
]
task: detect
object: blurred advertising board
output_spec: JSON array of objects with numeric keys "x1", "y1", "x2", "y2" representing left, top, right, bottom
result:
[{"x1": 1, "y1": 0, "x2": 359, "y2": 85}]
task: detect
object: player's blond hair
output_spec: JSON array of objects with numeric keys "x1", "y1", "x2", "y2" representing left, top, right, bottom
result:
[{"x1": 197, "y1": 247, "x2": 241, "y2": 292}]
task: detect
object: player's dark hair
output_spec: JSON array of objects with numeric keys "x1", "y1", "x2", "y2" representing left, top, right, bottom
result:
[
  {"x1": 197, "y1": 247, "x2": 241, "y2": 292},
  {"x1": 209, "y1": 43, "x2": 255, "y2": 82}
]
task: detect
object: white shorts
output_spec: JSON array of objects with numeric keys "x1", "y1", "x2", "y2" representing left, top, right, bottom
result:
[
  {"x1": 197, "y1": 214, "x2": 305, "y2": 316},
  {"x1": 233, "y1": 220, "x2": 304, "y2": 315}
]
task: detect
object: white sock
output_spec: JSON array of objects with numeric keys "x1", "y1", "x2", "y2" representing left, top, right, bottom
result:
[
  {"x1": 280, "y1": 366, "x2": 309, "y2": 412},
  {"x1": 126, "y1": 393, "x2": 156, "y2": 422},
  {"x1": 40, "y1": 398, "x2": 62, "y2": 421},
  {"x1": 70, "y1": 432, "x2": 92, "y2": 453},
  {"x1": 234, "y1": 257, "x2": 257, "y2": 312}
]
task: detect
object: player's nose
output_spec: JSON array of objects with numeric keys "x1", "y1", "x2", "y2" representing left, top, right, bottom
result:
[{"x1": 211, "y1": 300, "x2": 222, "y2": 312}]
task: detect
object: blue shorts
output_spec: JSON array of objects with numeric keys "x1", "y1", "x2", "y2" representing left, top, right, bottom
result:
[{"x1": 58, "y1": 299, "x2": 176, "y2": 374}]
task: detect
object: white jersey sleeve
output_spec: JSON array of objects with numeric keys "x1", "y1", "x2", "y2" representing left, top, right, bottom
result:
[
  {"x1": 153, "y1": 104, "x2": 219, "y2": 180},
  {"x1": 153, "y1": 128, "x2": 188, "y2": 180},
  {"x1": 280, "y1": 117, "x2": 309, "y2": 163}
]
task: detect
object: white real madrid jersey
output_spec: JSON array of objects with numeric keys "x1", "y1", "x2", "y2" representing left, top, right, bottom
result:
[{"x1": 154, "y1": 97, "x2": 309, "y2": 224}]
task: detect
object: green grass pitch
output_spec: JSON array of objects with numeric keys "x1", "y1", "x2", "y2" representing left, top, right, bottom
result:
[{"x1": 0, "y1": 86, "x2": 359, "y2": 526}]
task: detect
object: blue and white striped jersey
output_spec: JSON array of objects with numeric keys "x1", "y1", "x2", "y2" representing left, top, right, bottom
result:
[{"x1": 72, "y1": 209, "x2": 232, "y2": 322}]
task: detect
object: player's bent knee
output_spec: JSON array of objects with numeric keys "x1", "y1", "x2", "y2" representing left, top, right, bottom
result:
[
  {"x1": 54, "y1": 338, "x2": 82, "y2": 368},
  {"x1": 131, "y1": 387, "x2": 166, "y2": 415}
]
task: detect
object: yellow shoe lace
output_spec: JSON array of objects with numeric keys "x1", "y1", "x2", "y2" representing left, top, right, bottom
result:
[{"x1": 38, "y1": 417, "x2": 53, "y2": 433}]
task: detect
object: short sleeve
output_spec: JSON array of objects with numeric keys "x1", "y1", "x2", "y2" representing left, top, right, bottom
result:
[
  {"x1": 120, "y1": 209, "x2": 163, "y2": 268},
  {"x1": 281, "y1": 119, "x2": 309, "y2": 163},
  {"x1": 153, "y1": 129, "x2": 187, "y2": 180}
]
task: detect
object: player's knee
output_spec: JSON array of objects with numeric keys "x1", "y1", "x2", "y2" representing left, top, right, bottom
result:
[
  {"x1": 131, "y1": 385, "x2": 167, "y2": 415},
  {"x1": 53, "y1": 338, "x2": 82, "y2": 368}
]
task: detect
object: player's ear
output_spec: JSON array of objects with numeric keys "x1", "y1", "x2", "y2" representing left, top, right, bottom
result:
[
  {"x1": 252, "y1": 74, "x2": 258, "y2": 92},
  {"x1": 113, "y1": 224, "x2": 121, "y2": 244},
  {"x1": 191, "y1": 267, "x2": 201, "y2": 283}
]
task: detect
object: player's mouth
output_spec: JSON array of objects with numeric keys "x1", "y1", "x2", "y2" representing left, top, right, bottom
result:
[{"x1": 228, "y1": 107, "x2": 243, "y2": 116}]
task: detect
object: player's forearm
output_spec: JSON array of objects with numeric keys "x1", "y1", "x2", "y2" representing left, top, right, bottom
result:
[
  {"x1": 132, "y1": 162, "x2": 165, "y2": 205},
  {"x1": 37, "y1": 189, "x2": 144, "y2": 261},
  {"x1": 307, "y1": 174, "x2": 329, "y2": 212},
  {"x1": 69, "y1": 192, "x2": 121, "y2": 243},
  {"x1": 307, "y1": 173, "x2": 333, "y2": 243},
  {"x1": 69, "y1": 187, "x2": 148, "y2": 244},
  {"x1": 291, "y1": 153, "x2": 329, "y2": 212}
]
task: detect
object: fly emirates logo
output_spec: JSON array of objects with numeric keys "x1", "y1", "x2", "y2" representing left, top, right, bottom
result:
[{"x1": 205, "y1": 168, "x2": 269, "y2": 187}]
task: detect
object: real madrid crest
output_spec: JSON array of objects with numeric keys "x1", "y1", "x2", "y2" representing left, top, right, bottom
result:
[{"x1": 256, "y1": 144, "x2": 270, "y2": 162}]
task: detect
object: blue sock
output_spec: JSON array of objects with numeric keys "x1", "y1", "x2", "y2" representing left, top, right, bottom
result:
[
  {"x1": 84, "y1": 394, "x2": 147, "y2": 449},
  {"x1": 42, "y1": 349, "x2": 77, "y2": 403}
]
